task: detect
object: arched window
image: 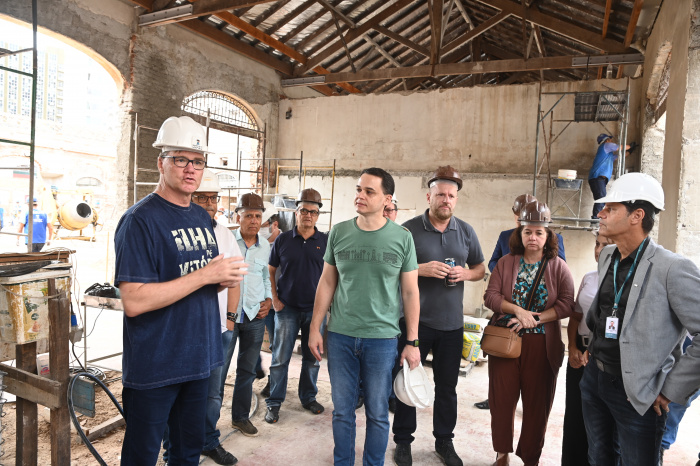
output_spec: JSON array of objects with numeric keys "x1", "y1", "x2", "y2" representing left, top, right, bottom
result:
[
  {"x1": 181, "y1": 91, "x2": 258, "y2": 132},
  {"x1": 76, "y1": 176, "x2": 102, "y2": 187}
]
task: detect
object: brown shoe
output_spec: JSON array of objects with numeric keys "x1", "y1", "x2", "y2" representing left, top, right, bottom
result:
[{"x1": 493, "y1": 453, "x2": 509, "y2": 466}]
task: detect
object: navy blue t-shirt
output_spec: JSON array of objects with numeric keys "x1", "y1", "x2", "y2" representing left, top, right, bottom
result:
[
  {"x1": 269, "y1": 227, "x2": 327, "y2": 312},
  {"x1": 114, "y1": 193, "x2": 222, "y2": 389}
]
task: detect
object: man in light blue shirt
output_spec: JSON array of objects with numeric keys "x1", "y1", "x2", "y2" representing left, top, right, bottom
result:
[
  {"x1": 588, "y1": 134, "x2": 630, "y2": 218},
  {"x1": 220, "y1": 192, "x2": 272, "y2": 438}
]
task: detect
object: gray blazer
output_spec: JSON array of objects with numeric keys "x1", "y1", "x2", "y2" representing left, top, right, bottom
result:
[{"x1": 586, "y1": 238, "x2": 700, "y2": 415}]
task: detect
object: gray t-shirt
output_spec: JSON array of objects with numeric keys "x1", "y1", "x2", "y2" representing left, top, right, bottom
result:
[{"x1": 403, "y1": 210, "x2": 484, "y2": 331}]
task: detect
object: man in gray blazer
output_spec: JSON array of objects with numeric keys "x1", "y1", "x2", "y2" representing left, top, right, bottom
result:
[{"x1": 581, "y1": 172, "x2": 700, "y2": 466}]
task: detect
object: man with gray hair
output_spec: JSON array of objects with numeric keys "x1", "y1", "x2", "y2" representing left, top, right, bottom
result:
[{"x1": 392, "y1": 166, "x2": 485, "y2": 466}]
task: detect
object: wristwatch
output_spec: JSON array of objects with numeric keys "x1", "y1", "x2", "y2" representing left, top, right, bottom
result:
[
  {"x1": 406, "y1": 339, "x2": 420, "y2": 347},
  {"x1": 226, "y1": 312, "x2": 238, "y2": 322}
]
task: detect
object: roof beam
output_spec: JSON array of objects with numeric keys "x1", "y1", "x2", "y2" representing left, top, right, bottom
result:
[
  {"x1": 601, "y1": 0, "x2": 613, "y2": 39},
  {"x1": 139, "y1": 0, "x2": 276, "y2": 26},
  {"x1": 288, "y1": 53, "x2": 639, "y2": 84},
  {"x1": 374, "y1": 26, "x2": 430, "y2": 57},
  {"x1": 618, "y1": 0, "x2": 643, "y2": 77},
  {"x1": 441, "y1": 11, "x2": 511, "y2": 55},
  {"x1": 430, "y1": 0, "x2": 444, "y2": 64},
  {"x1": 475, "y1": 0, "x2": 628, "y2": 52},
  {"x1": 297, "y1": 0, "x2": 414, "y2": 75}
]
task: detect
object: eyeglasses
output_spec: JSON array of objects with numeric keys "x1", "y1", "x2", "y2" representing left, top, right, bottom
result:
[
  {"x1": 384, "y1": 207, "x2": 398, "y2": 212},
  {"x1": 192, "y1": 195, "x2": 220, "y2": 204},
  {"x1": 298, "y1": 208, "x2": 320, "y2": 217},
  {"x1": 160, "y1": 155, "x2": 206, "y2": 170}
]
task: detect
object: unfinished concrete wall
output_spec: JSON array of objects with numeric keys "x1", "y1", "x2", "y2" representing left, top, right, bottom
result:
[
  {"x1": 276, "y1": 79, "x2": 641, "y2": 312},
  {"x1": 1, "y1": 0, "x2": 291, "y2": 215},
  {"x1": 642, "y1": 0, "x2": 700, "y2": 264}
]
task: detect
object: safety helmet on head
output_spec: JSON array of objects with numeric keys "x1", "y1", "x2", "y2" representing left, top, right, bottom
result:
[
  {"x1": 235, "y1": 193, "x2": 265, "y2": 213},
  {"x1": 519, "y1": 201, "x2": 551, "y2": 225},
  {"x1": 427, "y1": 165, "x2": 463, "y2": 191},
  {"x1": 512, "y1": 193, "x2": 537, "y2": 215},
  {"x1": 296, "y1": 188, "x2": 323, "y2": 208},
  {"x1": 196, "y1": 169, "x2": 220, "y2": 193},
  {"x1": 597, "y1": 133, "x2": 613, "y2": 145},
  {"x1": 261, "y1": 202, "x2": 278, "y2": 224},
  {"x1": 153, "y1": 116, "x2": 209, "y2": 154},
  {"x1": 594, "y1": 172, "x2": 665, "y2": 211},
  {"x1": 391, "y1": 194, "x2": 398, "y2": 206}
]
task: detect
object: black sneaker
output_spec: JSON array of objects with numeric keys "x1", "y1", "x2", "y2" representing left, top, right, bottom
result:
[
  {"x1": 201, "y1": 445, "x2": 238, "y2": 465},
  {"x1": 261, "y1": 376, "x2": 271, "y2": 398},
  {"x1": 265, "y1": 405, "x2": 280, "y2": 423},
  {"x1": 256, "y1": 368, "x2": 265, "y2": 379},
  {"x1": 435, "y1": 439, "x2": 463, "y2": 466},
  {"x1": 356, "y1": 395, "x2": 364, "y2": 410},
  {"x1": 394, "y1": 443, "x2": 412, "y2": 466},
  {"x1": 303, "y1": 400, "x2": 325, "y2": 414},
  {"x1": 231, "y1": 418, "x2": 259, "y2": 437},
  {"x1": 474, "y1": 399, "x2": 490, "y2": 410}
]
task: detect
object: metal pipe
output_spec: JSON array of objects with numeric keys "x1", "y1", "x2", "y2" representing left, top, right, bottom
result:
[
  {"x1": 329, "y1": 159, "x2": 336, "y2": 230},
  {"x1": 299, "y1": 151, "x2": 304, "y2": 192},
  {"x1": 133, "y1": 113, "x2": 139, "y2": 205},
  {"x1": 532, "y1": 83, "x2": 543, "y2": 195},
  {"x1": 27, "y1": 0, "x2": 38, "y2": 253}
]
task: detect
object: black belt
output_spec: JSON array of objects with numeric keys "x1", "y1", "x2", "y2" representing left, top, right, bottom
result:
[
  {"x1": 575, "y1": 333, "x2": 589, "y2": 352},
  {"x1": 592, "y1": 355, "x2": 622, "y2": 377}
]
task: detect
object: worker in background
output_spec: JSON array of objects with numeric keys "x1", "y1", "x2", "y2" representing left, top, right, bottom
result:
[
  {"x1": 265, "y1": 188, "x2": 328, "y2": 424},
  {"x1": 114, "y1": 115, "x2": 246, "y2": 465},
  {"x1": 383, "y1": 193, "x2": 400, "y2": 414},
  {"x1": 392, "y1": 166, "x2": 485, "y2": 466},
  {"x1": 476, "y1": 193, "x2": 567, "y2": 411},
  {"x1": 255, "y1": 201, "x2": 281, "y2": 398},
  {"x1": 17, "y1": 198, "x2": 53, "y2": 252},
  {"x1": 588, "y1": 134, "x2": 633, "y2": 218},
  {"x1": 383, "y1": 194, "x2": 399, "y2": 222},
  {"x1": 309, "y1": 167, "x2": 421, "y2": 465},
  {"x1": 221, "y1": 192, "x2": 272, "y2": 438},
  {"x1": 581, "y1": 173, "x2": 700, "y2": 465},
  {"x1": 161, "y1": 169, "x2": 242, "y2": 465}
]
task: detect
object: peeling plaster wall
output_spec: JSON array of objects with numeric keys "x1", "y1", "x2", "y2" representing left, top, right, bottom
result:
[
  {"x1": 1, "y1": 0, "x2": 288, "y2": 215},
  {"x1": 276, "y1": 79, "x2": 642, "y2": 312}
]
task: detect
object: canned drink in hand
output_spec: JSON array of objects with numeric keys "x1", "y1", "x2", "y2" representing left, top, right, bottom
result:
[{"x1": 444, "y1": 258, "x2": 456, "y2": 287}]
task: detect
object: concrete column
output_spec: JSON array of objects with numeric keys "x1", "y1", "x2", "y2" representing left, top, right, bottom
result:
[{"x1": 657, "y1": 0, "x2": 695, "y2": 254}]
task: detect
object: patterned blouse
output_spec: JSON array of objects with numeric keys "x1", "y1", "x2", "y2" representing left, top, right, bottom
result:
[{"x1": 499, "y1": 258, "x2": 548, "y2": 334}]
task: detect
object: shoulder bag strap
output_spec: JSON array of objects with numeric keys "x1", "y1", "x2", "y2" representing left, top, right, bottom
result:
[{"x1": 523, "y1": 257, "x2": 548, "y2": 311}]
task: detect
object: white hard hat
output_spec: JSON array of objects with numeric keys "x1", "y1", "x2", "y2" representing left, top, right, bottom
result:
[
  {"x1": 197, "y1": 169, "x2": 220, "y2": 193},
  {"x1": 393, "y1": 360, "x2": 434, "y2": 408},
  {"x1": 391, "y1": 194, "x2": 398, "y2": 206},
  {"x1": 261, "y1": 201, "x2": 278, "y2": 224},
  {"x1": 594, "y1": 172, "x2": 665, "y2": 211},
  {"x1": 153, "y1": 116, "x2": 210, "y2": 154}
]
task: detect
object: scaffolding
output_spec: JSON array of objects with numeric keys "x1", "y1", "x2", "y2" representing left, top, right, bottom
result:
[
  {"x1": 0, "y1": 0, "x2": 39, "y2": 250},
  {"x1": 531, "y1": 79, "x2": 631, "y2": 228}
]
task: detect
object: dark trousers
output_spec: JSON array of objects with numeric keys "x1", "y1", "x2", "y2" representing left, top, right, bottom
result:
[
  {"x1": 562, "y1": 362, "x2": 589, "y2": 466},
  {"x1": 392, "y1": 320, "x2": 463, "y2": 444},
  {"x1": 588, "y1": 176, "x2": 608, "y2": 218},
  {"x1": 489, "y1": 334, "x2": 557, "y2": 466},
  {"x1": 580, "y1": 357, "x2": 666, "y2": 466},
  {"x1": 121, "y1": 377, "x2": 209, "y2": 466}
]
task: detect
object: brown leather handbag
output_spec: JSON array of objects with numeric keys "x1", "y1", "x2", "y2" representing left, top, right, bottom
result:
[{"x1": 481, "y1": 257, "x2": 548, "y2": 359}]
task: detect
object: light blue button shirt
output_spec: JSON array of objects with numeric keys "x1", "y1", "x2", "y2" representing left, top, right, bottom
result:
[{"x1": 234, "y1": 229, "x2": 272, "y2": 322}]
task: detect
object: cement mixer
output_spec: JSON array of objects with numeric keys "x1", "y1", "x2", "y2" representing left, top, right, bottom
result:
[{"x1": 54, "y1": 200, "x2": 100, "y2": 241}]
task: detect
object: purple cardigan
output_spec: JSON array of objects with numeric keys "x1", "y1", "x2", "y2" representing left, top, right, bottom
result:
[{"x1": 484, "y1": 254, "x2": 576, "y2": 371}]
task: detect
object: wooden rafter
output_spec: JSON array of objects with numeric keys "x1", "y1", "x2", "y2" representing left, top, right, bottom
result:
[
  {"x1": 601, "y1": 0, "x2": 613, "y2": 39},
  {"x1": 617, "y1": 0, "x2": 643, "y2": 77},
  {"x1": 140, "y1": 0, "x2": 277, "y2": 26},
  {"x1": 429, "y1": 0, "x2": 444, "y2": 65},
  {"x1": 442, "y1": 10, "x2": 510, "y2": 55},
  {"x1": 476, "y1": 0, "x2": 628, "y2": 52}
]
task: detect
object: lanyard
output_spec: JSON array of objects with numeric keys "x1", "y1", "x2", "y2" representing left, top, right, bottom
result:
[{"x1": 612, "y1": 238, "x2": 648, "y2": 316}]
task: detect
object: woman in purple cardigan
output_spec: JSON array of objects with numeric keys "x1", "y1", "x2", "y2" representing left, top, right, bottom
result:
[{"x1": 484, "y1": 201, "x2": 575, "y2": 466}]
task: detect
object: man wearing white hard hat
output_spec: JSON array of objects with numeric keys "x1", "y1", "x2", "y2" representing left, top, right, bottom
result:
[
  {"x1": 162, "y1": 169, "x2": 242, "y2": 465},
  {"x1": 580, "y1": 172, "x2": 700, "y2": 466},
  {"x1": 115, "y1": 116, "x2": 246, "y2": 464},
  {"x1": 383, "y1": 194, "x2": 398, "y2": 222}
]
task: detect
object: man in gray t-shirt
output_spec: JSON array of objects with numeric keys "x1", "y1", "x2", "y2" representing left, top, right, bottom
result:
[{"x1": 392, "y1": 166, "x2": 485, "y2": 466}]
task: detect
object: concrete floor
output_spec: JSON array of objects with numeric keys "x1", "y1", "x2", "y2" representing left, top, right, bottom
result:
[{"x1": 206, "y1": 345, "x2": 700, "y2": 466}]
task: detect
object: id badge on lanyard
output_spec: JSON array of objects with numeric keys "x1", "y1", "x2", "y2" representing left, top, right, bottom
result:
[{"x1": 606, "y1": 238, "x2": 647, "y2": 340}]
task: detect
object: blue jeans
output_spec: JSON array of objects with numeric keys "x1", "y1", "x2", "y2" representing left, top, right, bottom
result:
[
  {"x1": 221, "y1": 315, "x2": 266, "y2": 421},
  {"x1": 580, "y1": 357, "x2": 667, "y2": 466},
  {"x1": 327, "y1": 331, "x2": 398, "y2": 466},
  {"x1": 588, "y1": 176, "x2": 608, "y2": 218},
  {"x1": 255, "y1": 309, "x2": 275, "y2": 374},
  {"x1": 661, "y1": 336, "x2": 699, "y2": 450},
  {"x1": 203, "y1": 330, "x2": 233, "y2": 451},
  {"x1": 266, "y1": 306, "x2": 326, "y2": 407},
  {"x1": 122, "y1": 377, "x2": 209, "y2": 466}
]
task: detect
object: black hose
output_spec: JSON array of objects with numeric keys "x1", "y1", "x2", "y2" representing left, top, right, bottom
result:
[{"x1": 67, "y1": 372, "x2": 125, "y2": 466}]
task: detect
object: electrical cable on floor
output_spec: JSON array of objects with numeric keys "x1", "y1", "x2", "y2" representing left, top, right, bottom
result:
[{"x1": 68, "y1": 371, "x2": 124, "y2": 466}]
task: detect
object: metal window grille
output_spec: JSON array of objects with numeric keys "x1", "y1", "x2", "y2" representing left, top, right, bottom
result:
[{"x1": 181, "y1": 91, "x2": 258, "y2": 131}]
